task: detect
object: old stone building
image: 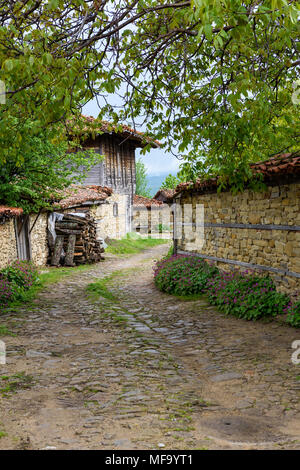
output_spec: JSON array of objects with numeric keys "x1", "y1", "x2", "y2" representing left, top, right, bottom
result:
[
  {"x1": 154, "y1": 188, "x2": 176, "y2": 204},
  {"x1": 0, "y1": 206, "x2": 22, "y2": 269},
  {"x1": 0, "y1": 118, "x2": 159, "y2": 268},
  {"x1": 173, "y1": 153, "x2": 300, "y2": 296},
  {"x1": 54, "y1": 185, "x2": 128, "y2": 240},
  {"x1": 0, "y1": 206, "x2": 48, "y2": 269},
  {"x1": 132, "y1": 195, "x2": 167, "y2": 237}
]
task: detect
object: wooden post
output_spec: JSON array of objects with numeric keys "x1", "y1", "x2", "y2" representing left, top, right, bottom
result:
[
  {"x1": 65, "y1": 234, "x2": 76, "y2": 266},
  {"x1": 51, "y1": 235, "x2": 64, "y2": 266}
]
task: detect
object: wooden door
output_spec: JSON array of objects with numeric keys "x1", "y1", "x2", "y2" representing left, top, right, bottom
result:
[{"x1": 15, "y1": 215, "x2": 31, "y2": 261}]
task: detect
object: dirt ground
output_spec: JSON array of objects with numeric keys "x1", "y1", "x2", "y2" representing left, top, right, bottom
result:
[{"x1": 0, "y1": 244, "x2": 299, "y2": 450}]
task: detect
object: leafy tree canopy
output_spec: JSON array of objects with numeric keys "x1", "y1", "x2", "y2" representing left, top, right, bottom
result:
[
  {"x1": 160, "y1": 174, "x2": 181, "y2": 190},
  {"x1": 135, "y1": 158, "x2": 152, "y2": 198},
  {"x1": 0, "y1": 122, "x2": 102, "y2": 213},
  {"x1": 116, "y1": 0, "x2": 299, "y2": 186},
  {"x1": 0, "y1": 0, "x2": 299, "y2": 194}
]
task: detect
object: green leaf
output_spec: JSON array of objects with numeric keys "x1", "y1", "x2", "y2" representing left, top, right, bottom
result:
[
  {"x1": 3, "y1": 59, "x2": 14, "y2": 71},
  {"x1": 42, "y1": 53, "x2": 53, "y2": 65},
  {"x1": 203, "y1": 23, "x2": 213, "y2": 41}
]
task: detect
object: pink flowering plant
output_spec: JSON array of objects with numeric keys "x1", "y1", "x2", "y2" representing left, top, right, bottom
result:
[
  {"x1": 153, "y1": 254, "x2": 218, "y2": 296},
  {"x1": 284, "y1": 300, "x2": 300, "y2": 328},
  {"x1": 154, "y1": 255, "x2": 298, "y2": 327},
  {"x1": 0, "y1": 277, "x2": 15, "y2": 305},
  {"x1": 206, "y1": 270, "x2": 289, "y2": 321},
  {"x1": 0, "y1": 261, "x2": 38, "y2": 305}
]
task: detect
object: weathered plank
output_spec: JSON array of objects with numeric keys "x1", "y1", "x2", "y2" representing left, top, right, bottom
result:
[
  {"x1": 51, "y1": 235, "x2": 64, "y2": 266},
  {"x1": 62, "y1": 214, "x2": 88, "y2": 224},
  {"x1": 65, "y1": 234, "x2": 76, "y2": 266},
  {"x1": 56, "y1": 228, "x2": 82, "y2": 235},
  {"x1": 56, "y1": 222, "x2": 80, "y2": 229}
]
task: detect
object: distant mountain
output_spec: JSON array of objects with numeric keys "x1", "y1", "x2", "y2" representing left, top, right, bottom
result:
[{"x1": 147, "y1": 174, "x2": 169, "y2": 197}]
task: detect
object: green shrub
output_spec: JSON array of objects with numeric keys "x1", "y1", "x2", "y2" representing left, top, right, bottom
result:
[
  {"x1": 156, "y1": 223, "x2": 170, "y2": 233},
  {"x1": 0, "y1": 277, "x2": 15, "y2": 305},
  {"x1": 1, "y1": 261, "x2": 38, "y2": 291},
  {"x1": 206, "y1": 270, "x2": 289, "y2": 320},
  {"x1": 154, "y1": 255, "x2": 296, "y2": 325},
  {"x1": 285, "y1": 300, "x2": 300, "y2": 328},
  {"x1": 154, "y1": 255, "x2": 218, "y2": 296},
  {"x1": 0, "y1": 261, "x2": 38, "y2": 305}
]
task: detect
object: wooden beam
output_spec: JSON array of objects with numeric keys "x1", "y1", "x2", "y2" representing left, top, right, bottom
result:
[
  {"x1": 65, "y1": 234, "x2": 76, "y2": 266},
  {"x1": 51, "y1": 235, "x2": 64, "y2": 266}
]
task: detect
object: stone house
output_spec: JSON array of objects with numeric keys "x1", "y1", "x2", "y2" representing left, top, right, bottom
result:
[
  {"x1": 173, "y1": 153, "x2": 300, "y2": 296},
  {"x1": 54, "y1": 185, "x2": 127, "y2": 240},
  {"x1": 0, "y1": 118, "x2": 159, "y2": 268},
  {"x1": 133, "y1": 194, "x2": 173, "y2": 238},
  {"x1": 0, "y1": 206, "x2": 48, "y2": 270}
]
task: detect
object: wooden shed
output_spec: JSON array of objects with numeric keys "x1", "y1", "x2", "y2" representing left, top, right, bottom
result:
[
  {"x1": 49, "y1": 184, "x2": 128, "y2": 265},
  {"x1": 68, "y1": 116, "x2": 160, "y2": 234}
]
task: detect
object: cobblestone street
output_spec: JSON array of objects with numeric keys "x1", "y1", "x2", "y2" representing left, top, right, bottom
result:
[{"x1": 0, "y1": 244, "x2": 299, "y2": 450}]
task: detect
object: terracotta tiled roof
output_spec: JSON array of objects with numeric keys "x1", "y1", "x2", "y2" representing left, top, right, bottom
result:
[
  {"x1": 250, "y1": 153, "x2": 300, "y2": 179},
  {"x1": 133, "y1": 194, "x2": 163, "y2": 208},
  {"x1": 154, "y1": 188, "x2": 176, "y2": 203},
  {"x1": 175, "y1": 177, "x2": 218, "y2": 194},
  {"x1": 175, "y1": 152, "x2": 300, "y2": 195},
  {"x1": 0, "y1": 206, "x2": 23, "y2": 219},
  {"x1": 69, "y1": 115, "x2": 160, "y2": 149},
  {"x1": 54, "y1": 185, "x2": 113, "y2": 209}
]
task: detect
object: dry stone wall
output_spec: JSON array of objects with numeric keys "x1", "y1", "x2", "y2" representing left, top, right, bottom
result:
[
  {"x1": 29, "y1": 213, "x2": 48, "y2": 266},
  {"x1": 176, "y1": 183, "x2": 300, "y2": 295},
  {"x1": 0, "y1": 213, "x2": 48, "y2": 269},
  {"x1": 133, "y1": 205, "x2": 173, "y2": 239},
  {"x1": 90, "y1": 193, "x2": 128, "y2": 240},
  {"x1": 0, "y1": 219, "x2": 18, "y2": 269}
]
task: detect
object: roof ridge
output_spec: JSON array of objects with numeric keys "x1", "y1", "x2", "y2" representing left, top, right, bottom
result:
[
  {"x1": 175, "y1": 153, "x2": 300, "y2": 195},
  {"x1": 68, "y1": 115, "x2": 160, "y2": 149}
]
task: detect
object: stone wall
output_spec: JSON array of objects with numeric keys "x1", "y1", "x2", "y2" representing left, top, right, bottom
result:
[
  {"x1": 0, "y1": 219, "x2": 18, "y2": 269},
  {"x1": 29, "y1": 213, "x2": 48, "y2": 266},
  {"x1": 133, "y1": 205, "x2": 173, "y2": 239},
  {"x1": 175, "y1": 183, "x2": 300, "y2": 295},
  {"x1": 90, "y1": 193, "x2": 128, "y2": 240},
  {"x1": 0, "y1": 213, "x2": 48, "y2": 269}
]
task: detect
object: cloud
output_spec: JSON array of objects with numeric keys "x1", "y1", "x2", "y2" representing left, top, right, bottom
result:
[{"x1": 137, "y1": 148, "x2": 180, "y2": 176}]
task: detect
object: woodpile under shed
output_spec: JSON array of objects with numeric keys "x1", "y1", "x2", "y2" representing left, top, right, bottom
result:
[{"x1": 49, "y1": 213, "x2": 104, "y2": 266}]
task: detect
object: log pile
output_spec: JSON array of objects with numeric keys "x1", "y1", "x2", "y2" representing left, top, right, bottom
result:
[{"x1": 50, "y1": 213, "x2": 104, "y2": 266}]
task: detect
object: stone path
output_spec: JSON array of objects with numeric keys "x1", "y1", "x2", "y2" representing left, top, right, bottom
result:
[{"x1": 0, "y1": 244, "x2": 299, "y2": 450}]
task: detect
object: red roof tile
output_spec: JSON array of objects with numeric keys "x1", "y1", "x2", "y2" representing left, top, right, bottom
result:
[
  {"x1": 175, "y1": 152, "x2": 300, "y2": 195},
  {"x1": 154, "y1": 189, "x2": 176, "y2": 203},
  {"x1": 0, "y1": 206, "x2": 23, "y2": 220},
  {"x1": 251, "y1": 153, "x2": 300, "y2": 179},
  {"x1": 133, "y1": 194, "x2": 163, "y2": 208},
  {"x1": 54, "y1": 185, "x2": 113, "y2": 209}
]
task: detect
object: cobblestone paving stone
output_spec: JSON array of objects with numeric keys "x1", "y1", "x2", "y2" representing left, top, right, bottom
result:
[{"x1": 0, "y1": 244, "x2": 299, "y2": 450}]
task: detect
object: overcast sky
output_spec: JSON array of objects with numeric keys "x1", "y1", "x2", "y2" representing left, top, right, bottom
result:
[{"x1": 82, "y1": 99, "x2": 181, "y2": 176}]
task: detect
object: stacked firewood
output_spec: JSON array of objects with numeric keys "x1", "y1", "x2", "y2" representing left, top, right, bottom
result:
[{"x1": 50, "y1": 213, "x2": 104, "y2": 266}]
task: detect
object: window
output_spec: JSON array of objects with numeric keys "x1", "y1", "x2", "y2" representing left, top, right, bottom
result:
[{"x1": 113, "y1": 202, "x2": 118, "y2": 217}]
